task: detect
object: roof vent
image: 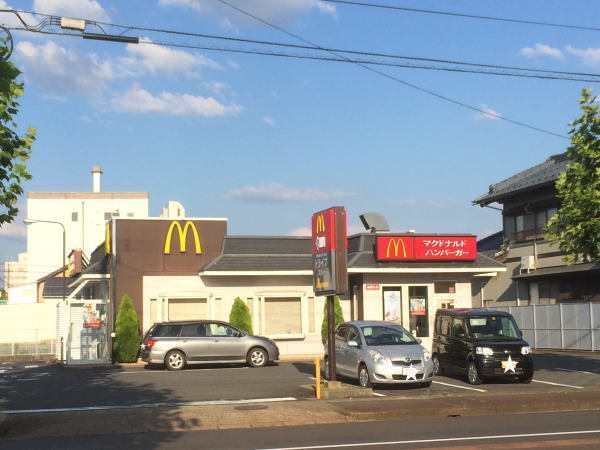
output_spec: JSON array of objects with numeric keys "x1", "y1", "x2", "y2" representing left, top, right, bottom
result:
[{"x1": 359, "y1": 212, "x2": 390, "y2": 232}]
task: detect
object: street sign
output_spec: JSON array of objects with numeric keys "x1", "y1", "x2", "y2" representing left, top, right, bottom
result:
[{"x1": 311, "y1": 207, "x2": 348, "y2": 296}]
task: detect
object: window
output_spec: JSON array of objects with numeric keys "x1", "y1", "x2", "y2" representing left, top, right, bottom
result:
[
  {"x1": 434, "y1": 281, "x2": 456, "y2": 294},
  {"x1": 451, "y1": 318, "x2": 465, "y2": 338},
  {"x1": 180, "y1": 324, "x2": 207, "y2": 337},
  {"x1": 168, "y1": 298, "x2": 207, "y2": 321},
  {"x1": 408, "y1": 286, "x2": 428, "y2": 337},
  {"x1": 361, "y1": 325, "x2": 417, "y2": 346},
  {"x1": 335, "y1": 324, "x2": 348, "y2": 340},
  {"x1": 441, "y1": 316, "x2": 452, "y2": 336},
  {"x1": 346, "y1": 326, "x2": 360, "y2": 344},
  {"x1": 152, "y1": 324, "x2": 181, "y2": 337},
  {"x1": 382, "y1": 287, "x2": 402, "y2": 322},
  {"x1": 71, "y1": 212, "x2": 78, "y2": 222},
  {"x1": 209, "y1": 323, "x2": 237, "y2": 337},
  {"x1": 264, "y1": 297, "x2": 301, "y2": 335}
]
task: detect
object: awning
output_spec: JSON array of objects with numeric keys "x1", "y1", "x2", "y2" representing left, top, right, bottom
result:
[{"x1": 513, "y1": 263, "x2": 600, "y2": 281}]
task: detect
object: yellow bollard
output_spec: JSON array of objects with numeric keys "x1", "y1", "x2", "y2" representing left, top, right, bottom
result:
[{"x1": 315, "y1": 357, "x2": 321, "y2": 399}]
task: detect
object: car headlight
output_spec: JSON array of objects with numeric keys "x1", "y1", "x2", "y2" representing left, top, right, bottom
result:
[
  {"x1": 422, "y1": 350, "x2": 431, "y2": 361},
  {"x1": 521, "y1": 346, "x2": 532, "y2": 355},
  {"x1": 368, "y1": 350, "x2": 389, "y2": 366},
  {"x1": 476, "y1": 346, "x2": 494, "y2": 356}
]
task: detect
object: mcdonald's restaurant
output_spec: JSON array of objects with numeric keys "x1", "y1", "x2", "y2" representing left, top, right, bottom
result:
[{"x1": 60, "y1": 216, "x2": 505, "y2": 364}]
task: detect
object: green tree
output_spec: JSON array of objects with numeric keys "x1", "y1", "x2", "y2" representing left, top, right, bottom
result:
[
  {"x1": 229, "y1": 297, "x2": 253, "y2": 333},
  {"x1": 546, "y1": 88, "x2": 600, "y2": 264},
  {"x1": 113, "y1": 294, "x2": 140, "y2": 363},
  {"x1": 0, "y1": 39, "x2": 36, "y2": 225},
  {"x1": 321, "y1": 296, "x2": 345, "y2": 344},
  {"x1": 0, "y1": 288, "x2": 7, "y2": 300}
]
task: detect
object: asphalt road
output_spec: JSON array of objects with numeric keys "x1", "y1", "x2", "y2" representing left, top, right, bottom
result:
[
  {"x1": 1, "y1": 351, "x2": 599, "y2": 411},
  {"x1": 3, "y1": 409, "x2": 600, "y2": 449}
]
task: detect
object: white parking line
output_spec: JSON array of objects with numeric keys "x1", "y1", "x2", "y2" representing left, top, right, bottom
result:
[
  {"x1": 372, "y1": 392, "x2": 386, "y2": 397},
  {"x1": 1, "y1": 396, "x2": 298, "y2": 414},
  {"x1": 24, "y1": 365, "x2": 40, "y2": 369},
  {"x1": 432, "y1": 380, "x2": 486, "y2": 393},
  {"x1": 16, "y1": 378, "x2": 39, "y2": 382},
  {"x1": 556, "y1": 368, "x2": 598, "y2": 376},
  {"x1": 119, "y1": 367, "x2": 250, "y2": 374},
  {"x1": 260, "y1": 429, "x2": 600, "y2": 449},
  {"x1": 532, "y1": 379, "x2": 584, "y2": 389}
]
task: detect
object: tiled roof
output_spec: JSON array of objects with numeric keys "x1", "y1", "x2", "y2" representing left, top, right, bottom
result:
[
  {"x1": 473, "y1": 153, "x2": 568, "y2": 206},
  {"x1": 42, "y1": 277, "x2": 77, "y2": 297}
]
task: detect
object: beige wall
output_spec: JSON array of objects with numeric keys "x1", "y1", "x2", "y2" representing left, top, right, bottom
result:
[{"x1": 0, "y1": 302, "x2": 57, "y2": 343}]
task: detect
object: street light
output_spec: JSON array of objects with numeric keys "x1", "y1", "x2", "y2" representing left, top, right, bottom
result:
[{"x1": 23, "y1": 219, "x2": 67, "y2": 303}]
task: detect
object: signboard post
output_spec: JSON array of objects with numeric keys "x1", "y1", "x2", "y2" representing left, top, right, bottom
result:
[{"x1": 311, "y1": 207, "x2": 347, "y2": 382}]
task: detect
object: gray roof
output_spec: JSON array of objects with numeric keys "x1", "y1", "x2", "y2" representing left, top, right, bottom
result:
[
  {"x1": 512, "y1": 263, "x2": 600, "y2": 280},
  {"x1": 201, "y1": 233, "x2": 505, "y2": 273},
  {"x1": 473, "y1": 153, "x2": 568, "y2": 206},
  {"x1": 42, "y1": 277, "x2": 77, "y2": 297}
]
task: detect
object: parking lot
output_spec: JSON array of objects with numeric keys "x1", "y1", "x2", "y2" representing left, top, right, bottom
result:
[{"x1": 0, "y1": 351, "x2": 599, "y2": 412}]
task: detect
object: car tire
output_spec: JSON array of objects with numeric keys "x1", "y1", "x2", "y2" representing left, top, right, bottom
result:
[
  {"x1": 466, "y1": 361, "x2": 482, "y2": 385},
  {"x1": 432, "y1": 354, "x2": 443, "y2": 376},
  {"x1": 358, "y1": 364, "x2": 373, "y2": 388},
  {"x1": 518, "y1": 374, "x2": 533, "y2": 384},
  {"x1": 420, "y1": 381, "x2": 432, "y2": 388},
  {"x1": 165, "y1": 350, "x2": 186, "y2": 371},
  {"x1": 247, "y1": 347, "x2": 268, "y2": 368}
]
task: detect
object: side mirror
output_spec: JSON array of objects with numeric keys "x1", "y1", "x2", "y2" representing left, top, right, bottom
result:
[
  {"x1": 347, "y1": 340, "x2": 360, "y2": 348},
  {"x1": 416, "y1": 338, "x2": 422, "y2": 344}
]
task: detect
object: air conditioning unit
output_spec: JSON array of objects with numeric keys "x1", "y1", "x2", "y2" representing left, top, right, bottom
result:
[{"x1": 521, "y1": 255, "x2": 535, "y2": 271}]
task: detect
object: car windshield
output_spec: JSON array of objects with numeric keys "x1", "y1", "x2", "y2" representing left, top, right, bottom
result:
[
  {"x1": 468, "y1": 316, "x2": 521, "y2": 340},
  {"x1": 361, "y1": 325, "x2": 417, "y2": 346}
]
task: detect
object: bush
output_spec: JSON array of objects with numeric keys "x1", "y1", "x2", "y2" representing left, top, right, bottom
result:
[
  {"x1": 229, "y1": 297, "x2": 253, "y2": 333},
  {"x1": 321, "y1": 295, "x2": 345, "y2": 344},
  {"x1": 114, "y1": 294, "x2": 140, "y2": 363}
]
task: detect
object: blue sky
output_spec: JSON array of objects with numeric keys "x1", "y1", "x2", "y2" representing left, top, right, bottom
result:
[{"x1": 1, "y1": 0, "x2": 599, "y2": 278}]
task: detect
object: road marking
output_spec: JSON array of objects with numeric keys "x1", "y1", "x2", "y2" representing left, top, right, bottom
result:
[
  {"x1": 24, "y1": 365, "x2": 39, "y2": 369},
  {"x1": 556, "y1": 368, "x2": 598, "y2": 376},
  {"x1": 119, "y1": 366, "x2": 250, "y2": 374},
  {"x1": 432, "y1": 380, "x2": 486, "y2": 392},
  {"x1": 372, "y1": 392, "x2": 386, "y2": 397},
  {"x1": 532, "y1": 379, "x2": 584, "y2": 389},
  {"x1": 1, "y1": 397, "x2": 297, "y2": 414},
  {"x1": 16, "y1": 378, "x2": 39, "y2": 382},
  {"x1": 260, "y1": 429, "x2": 600, "y2": 449}
]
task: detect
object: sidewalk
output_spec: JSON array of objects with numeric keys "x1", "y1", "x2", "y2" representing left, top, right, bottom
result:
[{"x1": 3, "y1": 387, "x2": 600, "y2": 439}]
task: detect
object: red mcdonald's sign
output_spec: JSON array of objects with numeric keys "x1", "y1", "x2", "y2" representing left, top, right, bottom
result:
[{"x1": 376, "y1": 235, "x2": 477, "y2": 261}]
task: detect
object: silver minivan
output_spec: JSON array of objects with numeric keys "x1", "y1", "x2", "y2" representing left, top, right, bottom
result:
[
  {"x1": 140, "y1": 320, "x2": 280, "y2": 370},
  {"x1": 324, "y1": 320, "x2": 434, "y2": 388}
]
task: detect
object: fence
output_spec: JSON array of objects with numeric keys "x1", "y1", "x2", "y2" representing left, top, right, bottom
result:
[
  {"x1": 490, "y1": 303, "x2": 600, "y2": 351},
  {"x1": 0, "y1": 330, "x2": 56, "y2": 358}
]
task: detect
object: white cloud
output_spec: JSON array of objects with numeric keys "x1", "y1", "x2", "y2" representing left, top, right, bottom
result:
[
  {"x1": 112, "y1": 84, "x2": 242, "y2": 116},
  {"x1": 226, "y1": 183, "x2": 352, "y2": 203},
  {"x1": 33, "y1": 0, "x2": 109, "y2": 21},
  {"x1": 565, "y1": 45, "x2": 600, "y2": 66},
  {"x1": 15, "y1": 41, "x2": 114, "y2": 97},
  {"x1": 204, "y1": 81, "x2": 231, "y2": 95},
  {"x1": 158, "y1": 0, "x2": 336, "y2": 25},
  {"x1": 261, "y1": 116, "x2": 275, "y2": 126},
  {"x1": 520, "y1": 43, "x2": 563, "y2": 59},
  {"x1": 0, "y1": 221, "x2": 26, "y2": 238},
  {"x1": 120, "y1": 38, "x2": 221, "y2": 78},
  {"x1": 475, "y1": 104, "x2": 501, "y2": 121}
]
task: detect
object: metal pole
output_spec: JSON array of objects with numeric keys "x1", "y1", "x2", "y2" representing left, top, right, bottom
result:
[{"x1": 327, "y1": 295, "x2": 336, "y2": 382}]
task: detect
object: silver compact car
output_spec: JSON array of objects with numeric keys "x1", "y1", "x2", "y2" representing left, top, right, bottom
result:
[
  {"x1": 140, "y1": 320, "x2": 279, "y2": 370},
  {"x1": 324, "y1": 321, "x2": 434, "y2": 388}
]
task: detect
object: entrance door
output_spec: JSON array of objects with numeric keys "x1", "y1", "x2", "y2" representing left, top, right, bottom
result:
[{"x1": 68, "y1": 301, "x2": 109, "y2": 364}]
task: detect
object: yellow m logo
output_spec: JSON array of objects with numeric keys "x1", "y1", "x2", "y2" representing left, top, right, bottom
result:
[
  {"x1": 316, "y1": 214, "x2": 326, "y2": 233},
  {"x1": 164, "y1": 221, "x2": 202, "y2": 255},
  {"x1": 386, "y1": 238, "x2": 407, "y2": 258}
]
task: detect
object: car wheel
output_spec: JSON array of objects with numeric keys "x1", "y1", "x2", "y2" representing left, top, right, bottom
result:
[
  {"x1": 420, "y1": 381, "x2": 432, "y2": 388},
  {"x1": 165, "y1": 350, "x2": 186, "y2": 371},
  {"x1": 518, "y1": 374, "x2": 533, "y2": 384},
  {"x1": 466, "y1": 362, "x2": 482, "y2": 385},
  {"x1": 358, "y1": 364, "x2": 373, "y2": 388},
  {"x1": 432, "y1": 354, "x2": 443, "y2": 376},
  {"x1": 247, "y1": 347, "x2": 268, "y2": 368}
]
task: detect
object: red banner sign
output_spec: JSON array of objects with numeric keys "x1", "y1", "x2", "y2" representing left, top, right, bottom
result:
[{"x1": 376, "y1": 236, "x2": 477, "y2": 261}]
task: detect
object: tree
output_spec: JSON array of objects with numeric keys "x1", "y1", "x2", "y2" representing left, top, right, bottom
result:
[
  {"x1": 0, "y1": 38, "x2": 36, "y2": 225},
  {"x1": 546, "y1": 88, "x2": 600, "y2": 264},
  {"x1": 0, "y1": 288, "x2": 7, "y2": 300},
  {"x1": 229, "y1": 297, "x2": 253, "y2": 333},
  {"x1": 321, "y1": 296, "x2": 345, "y2": 344},
  {"x1": 113, "y1": 294, "x2": 140, "y2": 363}
]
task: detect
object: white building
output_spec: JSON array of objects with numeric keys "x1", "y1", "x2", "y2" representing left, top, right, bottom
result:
[{"x1": 21, "y1": 166, "x2": 149, "y2": 286}]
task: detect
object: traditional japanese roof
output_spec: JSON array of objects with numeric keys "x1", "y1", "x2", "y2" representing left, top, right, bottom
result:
[
  {"x1": 473, "y1": 153, "x2": 568, "y2": 206},
  {"x1": 41, "y1": 277, "x2": 78, "y2": 297},
  {"x1": 512, "y1": 263, "x2": 600, "y2": 280},
  {"x1": 200, "y1": 233, "x2": 505, "y2": 274}
]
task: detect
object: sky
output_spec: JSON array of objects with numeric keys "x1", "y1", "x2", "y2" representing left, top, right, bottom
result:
[{"x1": 1, "y1": 0, "x2": 599, "y2": 282}]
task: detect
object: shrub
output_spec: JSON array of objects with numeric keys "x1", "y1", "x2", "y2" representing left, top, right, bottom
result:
[
  {"x1": 114, "y1": 294, "x2": 140, "y2": 363},
  {"x1": 229, "y1": 297, "x2": 253, "y2": 333},
  {"x1": 321, "y1": 295, "x2": 345, "y2": 344}
]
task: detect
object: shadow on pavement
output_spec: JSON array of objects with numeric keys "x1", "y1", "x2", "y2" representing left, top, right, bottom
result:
[
  {"x1": 292, "y1": 362, "x2": 315, "y2": 376},
  {"x1": 532, "y1": 352, "x2": 600, "y2": 373}
]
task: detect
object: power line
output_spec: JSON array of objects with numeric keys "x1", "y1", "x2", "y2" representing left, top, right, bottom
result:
[
  {"x1": 212, "y1": 0, "x2": 569, "y2": 140},
  {"x1": 320, "y1": 0, "x2": 600, "y2": 32},
  {"x1": 9, "y1": 8, "x2": 600, "y2": 80}
]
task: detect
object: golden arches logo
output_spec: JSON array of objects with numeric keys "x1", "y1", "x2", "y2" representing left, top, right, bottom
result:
[
  {"x1": 386, "y1": 238, "x2": 407, "y2": 258},
  {"x1": 316, "y1": 214, "x2": 326, "y2": 233},
  {"x1": 164, "y1": 221, "x2": 202, "y2": 255}
]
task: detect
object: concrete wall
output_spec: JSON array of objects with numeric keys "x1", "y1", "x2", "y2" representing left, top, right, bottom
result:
[{"x1": 0, "y1": 302, "x2": 57, "y2": 343}]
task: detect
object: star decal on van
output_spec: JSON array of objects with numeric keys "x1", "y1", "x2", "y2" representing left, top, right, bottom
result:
[
  {"x1": 501, "y1": 355, "x2": 518, "y2": 373},
  {"x1": 405, "y1": 363, "x2": 418, "y2": 381}
]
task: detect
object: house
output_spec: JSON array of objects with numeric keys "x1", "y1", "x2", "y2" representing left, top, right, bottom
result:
[{"x1": 473, "y1": 153, "x2": 600, "y2": 306}]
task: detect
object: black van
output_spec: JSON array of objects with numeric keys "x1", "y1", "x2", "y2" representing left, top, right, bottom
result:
[{"x1": 432, "y1": 309, "x2": 534, "y2": 385}]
